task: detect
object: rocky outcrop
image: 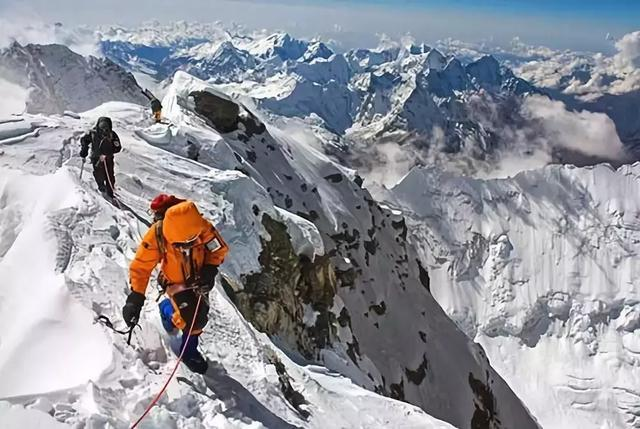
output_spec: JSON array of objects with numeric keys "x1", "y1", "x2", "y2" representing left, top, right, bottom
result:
[{"x1": 229, "y1": 215, "x2": 337, "y2": 359}]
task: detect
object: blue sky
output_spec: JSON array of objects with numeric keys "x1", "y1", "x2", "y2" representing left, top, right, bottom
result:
[
  {"x1": 334, "y1": 0, "x2": 640, "y2": 21},
  {"x1": 0, "y1": 0, "x2": 638, "y2": 52}
]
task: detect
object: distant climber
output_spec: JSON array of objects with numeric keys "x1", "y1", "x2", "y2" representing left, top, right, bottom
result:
[
  {"x1": 150, "y1": 98, "x2": 162, "y2": 123},
  {"x1": 141, "y1": 88, "x2": 163, "y2": 123},
  {"x1": 79, "y1": 117, "x2": 121, "y2": 199},
  {"x1": 122, "y1": 194, "x2": 229, "y2": 374}
]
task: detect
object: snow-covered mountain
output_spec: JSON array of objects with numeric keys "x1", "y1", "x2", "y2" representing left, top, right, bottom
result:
[
  {"x1": 96, "y1": 23, "x2": 634, "y2": 182},
  {"x1": 0, "y1": 64, "x2": 539, "y2": 429},
  {"x1": 0, "y1": 106, "x2": 457, "y2": 428},
  {"x1": 145, "y1": 71, "x2": 541, "y2": 428},
  {"x1": 384, "y1": 164, "x2": 640, "y2": 428},
  {"x1": 437, "y1": 35, "x2": 640, "y2": 154},
  {"x1": 0, "y1": 111, "x2": 460, "y2": 429},
  {"x1": 2, "y1": 21, "x2": 639, "y2": 429},
  {"x1": 0, "y1": 42, "x2": 148, "y2": 114}
]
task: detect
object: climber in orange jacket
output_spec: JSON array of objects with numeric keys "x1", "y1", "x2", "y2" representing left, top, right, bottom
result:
[{"x1": 122, "y1": 194, "x2": 229, "y2": 373}]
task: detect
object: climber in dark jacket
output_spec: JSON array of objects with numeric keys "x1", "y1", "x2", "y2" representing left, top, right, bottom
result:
[{"x1": 80, "y1": 117, "x2": 122, "y2": 198}]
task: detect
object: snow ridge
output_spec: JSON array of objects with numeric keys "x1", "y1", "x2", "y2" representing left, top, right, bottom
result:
[{"x1": 0, "y1": 105, "x2": 457, "y2": 428}]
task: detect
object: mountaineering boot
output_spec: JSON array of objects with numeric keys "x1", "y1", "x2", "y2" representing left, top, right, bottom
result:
[
  {"x1": 181, "y1": 334, "x2": 209, "y2": 374},
  {"x1": 183, "y1": 352, "x2": 208, "y2": 374}
]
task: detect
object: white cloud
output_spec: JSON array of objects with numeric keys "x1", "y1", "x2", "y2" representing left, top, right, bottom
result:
[
  {"x1": 356, "y1": 92, "x2": 629, "y2": 185},
  {"x1": 500, "y1": 30, "x2": 640, "y2": 97},
  {"x1": 522, "y1": 95, "x2": 627, "y2": 161},
  {"x1": 0, "y1": 77, "x2": 28, "y2": 117},
  {"x1": 363, "y1": 141, "x2": 421, "y2": 187},
  {"x1": 614, "y1": 31, "x2": 640, "y2": 70},
  {"x1": 0, "y1": 15, "x2": 99, "y2": 56}
]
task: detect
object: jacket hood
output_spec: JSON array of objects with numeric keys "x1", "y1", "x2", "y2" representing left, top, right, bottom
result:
[
  {"x1": 96, "y1": 117, "x2": 112, "y2": 131},
  {"x1": 162, "y1": 201, "x2": 210, "y2": 245}
]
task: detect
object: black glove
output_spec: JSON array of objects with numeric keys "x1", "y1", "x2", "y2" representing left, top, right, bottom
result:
[
  {"x1": 122, "y1": 291, "x2": 145, "y2": 327},
  {"x1": 198, "y1": 265, "x2": 218, "y2": 293}
]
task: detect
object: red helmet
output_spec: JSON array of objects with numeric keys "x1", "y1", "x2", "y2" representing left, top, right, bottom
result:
[{"x1": 150, "y1": 194, "x2": 185, "y2": 214}]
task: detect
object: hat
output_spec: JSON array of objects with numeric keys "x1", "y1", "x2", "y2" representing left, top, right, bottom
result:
[
  {"x1": 150, "y1": 194, "x2": 184, "y2": 213},
  {"x1": 96, "y1": 117, "x2": 112, "y2": 132}
]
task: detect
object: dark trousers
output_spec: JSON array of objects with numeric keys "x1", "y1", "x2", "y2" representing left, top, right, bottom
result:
[{"x1": 92, "y1": 156, "x2": 115, "y2": 196}]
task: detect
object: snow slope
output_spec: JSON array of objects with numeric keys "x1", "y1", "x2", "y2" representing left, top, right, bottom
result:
[
  {"x1": 0, "y1": 168, "x2": 112, "y2": 398},
  {"x1": 0, "y1": 106, "x2": 456, "y2": 428},
  {"x1": 141, "y1": 72, "x2": 539, "y2": 429},
  {"x1": 388, "y1": 164, "x2": 640, "y2": 428},
  {"x1": 0, "y1": 42, "x2": 148, "y2": 114}
]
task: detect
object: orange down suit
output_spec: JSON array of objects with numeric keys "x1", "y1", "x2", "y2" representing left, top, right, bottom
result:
[{"x1": 129, "y1": 201, "x2": 228, "y2": 332}]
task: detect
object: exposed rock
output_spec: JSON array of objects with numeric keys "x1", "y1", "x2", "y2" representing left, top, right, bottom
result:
[
  {"x1": 469, "y1": 372, "x2": 501, "y2": 429},
  {"x1": 190, "y1": 90, "x2": 240, "y2": 132},
  {"x1": 234, "y1": 215, "x2": 337, "y2": 358}
]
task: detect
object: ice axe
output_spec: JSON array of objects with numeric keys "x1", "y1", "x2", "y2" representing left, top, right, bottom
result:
[{"x1": 79, "y1": 157, "x2": 86, "y2": 180}]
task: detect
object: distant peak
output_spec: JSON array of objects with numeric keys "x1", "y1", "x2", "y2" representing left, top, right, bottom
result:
[
  {"x1": 466, "y1": 55, "x2": 502, "y2": 86},
  {"x1": 303, "y1": 41, "x2": 334, "y2": 62},
  {"x1": 423, "y1": 48, "x2": 447, "y2": 71},
  {"x1": 409, "y1": 43, "x2": 431, "y2": 55}
]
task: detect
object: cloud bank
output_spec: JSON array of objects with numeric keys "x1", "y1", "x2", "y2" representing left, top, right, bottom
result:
[
  {"x1": 0, "y1": 15, "x2": 98, "y2": 55},
  {"x1": 0, "y1": 77, "x2": 28, "y2": 117},
  {"x1": 522, "y1": 95, "x2": 627, "y2": 161},
  {"x1": 356, "y1": 94, "x2": 629, "y2": 186}
]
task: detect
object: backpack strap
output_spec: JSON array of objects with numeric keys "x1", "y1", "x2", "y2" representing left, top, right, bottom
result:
[
  {"x1": 156, "y1": 220, "x2": 166, "y2": 257},
  {"x1": 154, "y1": 220, "x2": 167, "y2": 300}
]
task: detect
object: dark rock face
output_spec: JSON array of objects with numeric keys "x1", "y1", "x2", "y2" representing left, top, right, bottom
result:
[
  {"x1": 232, "y1": 215, "x2": 337, "y2": 359},
  {"x1": 190, "y1": 90, "x2": 240, "y2": 132},
  {"x1": 417, "y1": 259, "x2": 431, "y2": 292},
  {"x1": 189, "y1": 90, "x2": 267, "y2": 141},
  {"x1": 469, "y1": 372, "x2": 502, "y2": 429}
]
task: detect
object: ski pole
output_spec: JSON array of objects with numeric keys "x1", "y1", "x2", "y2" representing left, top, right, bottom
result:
[{"x1": 80, "y1": 158, "x2": 86, "y2": 179}]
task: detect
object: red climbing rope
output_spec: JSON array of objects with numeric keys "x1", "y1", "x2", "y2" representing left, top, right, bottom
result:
[{"x1": 130, "y1": 293, "x2": 203, "y2": 428}]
